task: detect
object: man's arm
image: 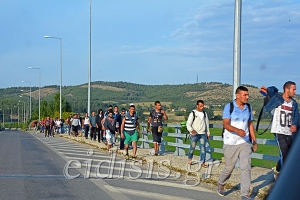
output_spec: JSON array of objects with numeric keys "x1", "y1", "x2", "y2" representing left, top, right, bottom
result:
[
  {"x1": 186, "y1": 112, "x2": 196, "y2": 135},
  {"x1": 147, "y1": 116, "x2": 152, "y2": 132},
  {"x1": 223, "y1": 118, "x2": 246, "y2": 137},
  {"x1": 161, "y1": 110, "x2": 168, "y2": 120},
  {"x1": 120, "y1": 117, "x2": 125, "y2": 139},
  {"x1": 136, "y1": 119, "x2": 140, "y2": 134},
  {"x1": 248, "y1": 121, "x2": 257, "y2": 152},
  {"x1": 205, "y1": 115, "x2": 210, "y2": 139}
]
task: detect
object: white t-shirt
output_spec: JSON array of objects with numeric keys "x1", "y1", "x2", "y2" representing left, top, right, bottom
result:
[
  {"x1": 271, "y1": 101, "x2": 293, "y2": 135},
  {"x1": 84, "y1": 117, "x2": 90, "y2": 125},
  {"x1": 55, "y1": 120, "x2": 61, "y2": 127}
]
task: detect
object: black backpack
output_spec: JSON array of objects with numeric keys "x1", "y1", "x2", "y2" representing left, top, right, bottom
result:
[
  {"x1": 185, "y1": 110, "x2": 207, "y2": 142},
  {"x1": 222, "y1": 102, "x2": 251, "y2": 139}
]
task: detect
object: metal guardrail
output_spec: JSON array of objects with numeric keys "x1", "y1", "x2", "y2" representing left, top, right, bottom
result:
[{"x1": 139, "y1": 123, "x2": 279, "y2": 162}]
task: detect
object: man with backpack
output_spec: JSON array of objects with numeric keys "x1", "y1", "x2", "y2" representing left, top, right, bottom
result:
[
  {"x1": 186, "y1": 100, "x2": 211, "y2": 168},
  {"x1": 217, "y1": 86, "x2": 257, "y2": 200},
  {"x1": 261, "y1": 81, "x2": 299, "y2": 180},
  {"x1": 147, "y1": 101, "x2": 168, "y2": 156}
]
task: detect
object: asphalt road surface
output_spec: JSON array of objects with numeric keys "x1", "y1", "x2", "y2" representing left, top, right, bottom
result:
[{"x1": 0, "y1": 130, "x2": 230, "y2": 200}]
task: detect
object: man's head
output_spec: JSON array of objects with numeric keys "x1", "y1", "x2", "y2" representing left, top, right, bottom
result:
[
  {"x1": 235, "y1": 86, "x2": 249, "y2": 104},
  {"x1": 114, "y1": 105, "x2": 118, "y2": 113},
  {"x1": 91, "y1": 111, "x2": 95, "y2": 116},
  {"x1": 108, "y1": 109, "x2": 114, "y2": 118},
  {"x1": 121, "y1": 108, "x2": 126, "y2": 115},
  {"x1": 155, "y1": 101, "x2": 161, "y2": 110},
  {"x1": 196, "y1": 100, "x2": 204, "y2": 112},
  {"x1": 129, "y1": 105, "x2": 135, "y2": 115},
  {"x1": 108, "y1": 105, "x2": 113, "y2": 110},
  {"x1": 283, "y1": 81, "x2": 296, "y2": 98}
]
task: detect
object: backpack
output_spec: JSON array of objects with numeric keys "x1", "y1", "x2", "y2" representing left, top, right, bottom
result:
[
  {"x1": 185, "y1": 110, "x2": 207, "y2": 142},
  {"x1": 256, "y1": 86, "x2": 282, "y2": 135},
  {"x1": 222, "y1": 102, "x2": 252, "y2": 139}
]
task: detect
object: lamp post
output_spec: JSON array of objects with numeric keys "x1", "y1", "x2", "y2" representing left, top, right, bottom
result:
[
  {"x1": 0, "y1": 109, "x2": 4, "y2": 128},
  {"x1": 88, "y1": 0, "x2": 92, "y2": 116},
  {"x1": 44, "y1": 35, "x2": 62, "y2": 120},
  {"x1": 14, "y1": 105, "x2": 19, "y2": 128},
  {"x1": 233, "y1": 0, "x2": 242, "y2": 99},
  {"x1": 28, "y1": 67, "x2": 41, "y2": 121},
  {"x1": 21, "y1": 80, "x2": 32, "y2": 120}
]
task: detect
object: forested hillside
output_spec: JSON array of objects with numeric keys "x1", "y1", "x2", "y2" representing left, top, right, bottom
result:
[{"x1": 1, "y1": 81, "x2": 297, "y2": 122}]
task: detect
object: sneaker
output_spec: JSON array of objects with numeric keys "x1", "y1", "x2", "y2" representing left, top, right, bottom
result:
[
  {"x1": 241, "y1": 195, "x2": 253, "y2": 200},
  {"x1": 132, "y1": 157, "x2": 136, "y2": 161},
  {"x1": 217, "y1": 184, "x2": 225, "y2": 196},
  {"x1": 272, "y1": 167, "x2": 279, "y2": 180},
  {"x1": 125, "y1": 154, "x2": 129, "y2": 160}
]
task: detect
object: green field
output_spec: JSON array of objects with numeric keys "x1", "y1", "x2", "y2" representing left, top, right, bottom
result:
[{"x1": 138, "y1": 128, "x2": 279, "y2": 169}]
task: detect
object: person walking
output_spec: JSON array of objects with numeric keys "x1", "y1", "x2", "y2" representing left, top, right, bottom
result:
[
  {"x1": 217, "y1": 86, "x2": 257, "y2": 200},
  {"x1": 119, "y1": 108, "x2": 126, "y2": 150},
  {"x1": 186, "y1": 100, "x2": 211, "y2": 167},
  {"x1": 147, "y1": 101, "x2": 168, "y2": 156},
  {"x1": 71, "y1": 114, "x2": 81, "y2": 137},
  {"x1": 121, "y1": 104, "x2": 140, "y2": 161},
  {"x1": 67, "y1": 114, "x2": 73, "y2": 135},
  {"x1": 113, "y1": 105, "x2": 122, "y2": 143},
  {"x1": 55, "y1": 117, "x2": 61, "y2": 134},
  {"x1": 262, "y1": 81, "x2": 299, "y2": 180},
  {"x1": 103, "y1": 109, "x2": 116, "y2": 154},
  {"x1": 96, "y1": 109, "x2": 104, "y2": 142},
  {"x1": 83, "y1": 112, "x2": 90, "y2": 139},
  {"x1": 90, "y1": 111, "x2": 97, "y2": 141},
  {"x1": 44, "y1": 116, "x2": 51, "y2": 137}
]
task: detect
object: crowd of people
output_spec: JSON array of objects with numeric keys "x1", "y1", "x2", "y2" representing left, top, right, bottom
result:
[{"x1": 30, "y1": 81, "x2": 299, "y2": 200}]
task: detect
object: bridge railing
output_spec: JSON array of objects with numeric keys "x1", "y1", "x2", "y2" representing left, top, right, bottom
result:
[{"x1": 139, "y1": 123, "x2": 279, "y2": 162}]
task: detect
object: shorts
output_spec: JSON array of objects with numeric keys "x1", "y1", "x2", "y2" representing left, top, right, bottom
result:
[
  {"x1": 105, "y1": 130, "x2": 115, "y2": 145},
  {"x1": 152, "y1": 126, "x2": 162, "y2": 144},
  {"x1": 124, "y1": 130, "x2": 138, "y2": 145}
]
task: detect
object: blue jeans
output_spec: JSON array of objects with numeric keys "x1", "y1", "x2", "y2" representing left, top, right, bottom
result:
[{"x1": 187, "y1": 134, "x2": 207, "y2": 163}]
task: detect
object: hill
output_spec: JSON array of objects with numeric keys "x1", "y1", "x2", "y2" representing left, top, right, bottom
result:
[{"x1": 1, "y1": 81, "x2": 298, "y2": 121}]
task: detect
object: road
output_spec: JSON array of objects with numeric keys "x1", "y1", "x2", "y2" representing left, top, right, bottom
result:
[{"x1": 0, "y1": 130, "x2": 229, "y2": 200}]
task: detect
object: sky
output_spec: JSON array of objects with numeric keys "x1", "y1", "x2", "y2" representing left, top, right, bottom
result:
[{"x1": 0, "y1": 0, "x2": 299, "y2": 92}]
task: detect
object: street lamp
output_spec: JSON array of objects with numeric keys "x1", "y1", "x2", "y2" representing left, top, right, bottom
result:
[
  {"x1": 44, "y1": 35, "x2": 62, "y2": 120},
  {"x1": 14, "y1": 105, "x2": 19, "y2": 128},
  {"x1": 21, "y1": 80, "x2": 32, "y2": 120},
  {"x1": 28, "y1": 67, "x2": 41, "y2": 121},
  {"x1": 0, "y1": 109, "x2": 4, "y2": 128}
]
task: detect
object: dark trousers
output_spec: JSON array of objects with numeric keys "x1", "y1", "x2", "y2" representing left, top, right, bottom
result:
[
  {"x1": 275, "y1": 133, "x2": 293, "y2": 172},
  {"x1": 90, "y1": 127, "x2": 97, "y2": 140},
  {"x1": 45, "y1": 126, "x2": 50, "y2": 136},
  {"x1": 119, "y1": 138, "x2": 125, "y2": 149},
  {"x1": 97, "y1": 127, "x2": 103, "y2": 142},
  {"x1": 84, "y1": 125, "x2": 89, "y2": 138}
]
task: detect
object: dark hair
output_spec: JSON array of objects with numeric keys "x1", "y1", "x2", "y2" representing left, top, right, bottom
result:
[
  {"x1": 129, "y1": 105, "x2": 135, "y2": 108},
  {"x1": 196, "y1": 100, "x2": 204, "y2": 105},
  {"x1": 108, "y1": 105, "x2": 112, "y2": 108},
  {"x1": 155, "y1": 101, "x2": 161, "y2": 105},
  {"x1": 283, "y1": 81, "x2": 296, "y2": 90},
  {"x1": 121, "y1": 108, "x2": 126, "y2": 112},
  {"x1": 114, "y1": 105, "x2": 118, "y2": 108},
  {"x1": 108, "y1": 109, "x2": 114, "y2": 114},
  {"x1": 235, "y1": 86, "x2": 248, "y2": 94}
]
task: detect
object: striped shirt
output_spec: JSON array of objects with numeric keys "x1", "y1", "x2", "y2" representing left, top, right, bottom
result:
[{"x1": 124, "y1": 113, "x2": 139, "y2": 135}]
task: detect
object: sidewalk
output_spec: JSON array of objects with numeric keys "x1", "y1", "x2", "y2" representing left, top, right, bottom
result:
[{"x1": 57, "y1": 133, "x2": 273, "y2": 199}]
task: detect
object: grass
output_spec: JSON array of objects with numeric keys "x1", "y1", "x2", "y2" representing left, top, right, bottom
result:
[{"x1": 139, "y1": 128, "x2": 279, "y2": 169}]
